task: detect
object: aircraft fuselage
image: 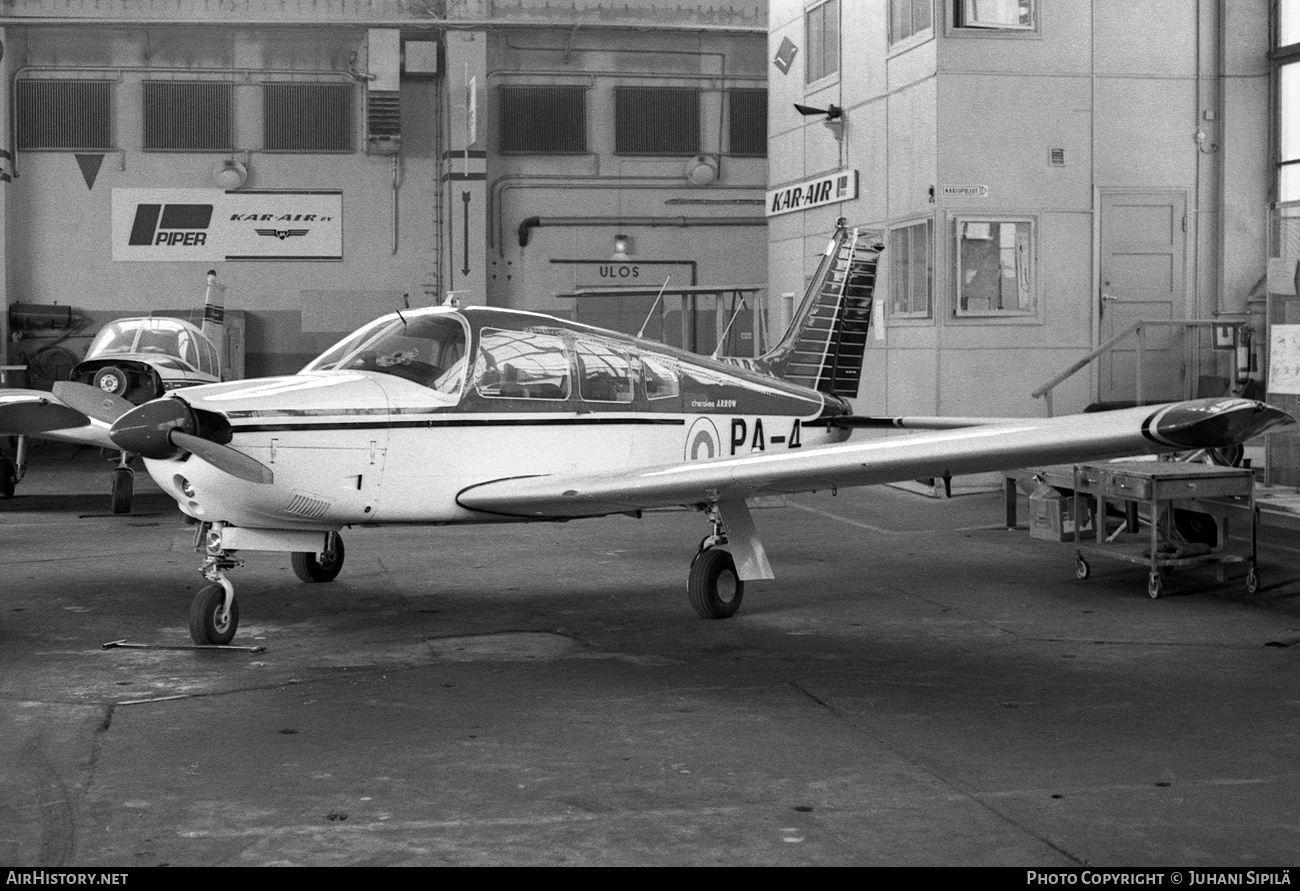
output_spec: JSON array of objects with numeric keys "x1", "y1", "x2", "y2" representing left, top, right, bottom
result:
[{"x1": 143, "y1": 306, "x2": 850, "y2": 530}]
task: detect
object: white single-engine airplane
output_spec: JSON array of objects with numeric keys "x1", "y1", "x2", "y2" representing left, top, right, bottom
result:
[
  {"x1": 0, "y1": 272, "x2": 226, "y2": 511},
  {"x1": 105, "y1": 224, "x2": 1293, "y2": 645}
]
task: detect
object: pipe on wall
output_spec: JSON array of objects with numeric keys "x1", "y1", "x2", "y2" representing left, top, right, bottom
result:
[{"x1": 517, "y1": 215, "x2": 765, "y2": 248}]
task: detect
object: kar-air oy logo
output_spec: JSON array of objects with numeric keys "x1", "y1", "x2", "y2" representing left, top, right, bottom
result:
[{"x1": 128, "y1": 203, "x2": 213, "y2": 246}]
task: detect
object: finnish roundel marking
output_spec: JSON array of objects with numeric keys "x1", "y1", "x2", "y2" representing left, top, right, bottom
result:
[{"x1": 685, "y1": 418, "x2": 720, "y2": 461}]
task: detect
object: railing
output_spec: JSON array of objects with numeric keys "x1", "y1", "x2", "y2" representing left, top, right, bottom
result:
[{"x1": 1032, "y1": 319, "x2": 1241, "y2": 416}]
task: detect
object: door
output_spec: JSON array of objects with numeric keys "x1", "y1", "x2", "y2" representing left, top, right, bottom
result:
[{"x1": 1098, "y1": 191, "x2": 1187, "y2": 405}]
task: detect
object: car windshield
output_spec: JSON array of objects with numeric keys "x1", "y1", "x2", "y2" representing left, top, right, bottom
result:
[
  {"x1": 86, "y1": 318, "x2": 194, "y2": 366},
  {"x1": 303, "y1": 312, "x2": 469, "y2": 395}
]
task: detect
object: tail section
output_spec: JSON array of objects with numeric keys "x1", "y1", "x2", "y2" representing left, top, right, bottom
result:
[
  {"x1": 201, "y1": 269, "x2": 226, "y2": 378},
  {"x1": 756, "y1": 221, "x2": 881, "y2": 399}
]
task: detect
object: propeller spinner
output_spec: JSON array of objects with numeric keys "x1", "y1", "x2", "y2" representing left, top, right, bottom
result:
[{"x1": 110, "y1": 397, "x2": 274, "y2": 484}]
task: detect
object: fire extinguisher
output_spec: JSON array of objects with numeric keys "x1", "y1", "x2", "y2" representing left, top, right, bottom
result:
[{"x1": 1236, "y1": 326, "x2": 1253, "y2": 382}]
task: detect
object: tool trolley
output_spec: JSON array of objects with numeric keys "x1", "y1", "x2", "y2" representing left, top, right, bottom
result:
[{"x1": 1070, "y1": 461, "x2": 1258, "y2": 599}]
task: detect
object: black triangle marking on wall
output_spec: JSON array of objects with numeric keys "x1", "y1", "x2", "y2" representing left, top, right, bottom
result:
[{"x1": 75, "y1": 154, "x2": 104, "y2": 190}]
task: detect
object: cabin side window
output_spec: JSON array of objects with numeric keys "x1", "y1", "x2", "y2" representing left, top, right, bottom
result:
[
  {"x1": 575, "y1": 340, "x2": 634, "y2": 403},
  {"x1": 641, "y1": 355, "x2": 680, "y2": 400},
  {"x1": 474, "y1": 328, "x2": 572, "y2": 400}
]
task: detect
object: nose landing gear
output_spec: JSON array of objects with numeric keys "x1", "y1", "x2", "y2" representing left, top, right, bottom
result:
[{"x1": 186, "y1": 523, "x2": 345, "y2": 646}]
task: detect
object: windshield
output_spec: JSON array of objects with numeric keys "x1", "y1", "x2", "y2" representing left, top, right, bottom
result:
[
  {"x1": 86, "y1": 318, "x2": 196, "y2": 367},
  {"x1": 303, "y1": 312, "x2": 468, "y2": 395}
]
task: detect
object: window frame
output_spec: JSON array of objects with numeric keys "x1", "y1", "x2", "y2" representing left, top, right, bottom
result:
[
  {"x1": 947, "y1": 0, "x2": 1038, "y2": 37},
  {"x1": 889, "y1": 0, "x2": 934, "y2": 49},
  {"x1": 1275, "y1": 2, "x2": 1300, "y2": 202},
  {"x1": 804, "y1": 0, "x2": 841, "y2": 85},
  {"x1": 950, "y1": 214, "x2": 1039, "y2": 321},
  {"x1": 473, "y1": 327, "x2": 573, "y2": 402},
  {"x1": 888, "y1": 218, "x2": 934, "y2": 321}
]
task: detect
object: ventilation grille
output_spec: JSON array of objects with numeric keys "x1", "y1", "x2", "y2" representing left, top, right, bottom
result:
[
  {"x1": 18, "y1": 80, "x2": 113, "y2": 150},
  {"x1": 283, "y1": 493, "x2": 332, "y2": 519},
  {"x1": 615, "y1": 87, "x2": 700, "y2": 155},
  {"x1": 728, "y1": 89, "x2": 767, "y2": 157},
  {"x1": 499, "y1": 86, "x2": 587, "y2": 154},
  {"x1": 366, "y1": 90, "x2": 401, "y2": 137},
  {"x1": 144, "y1": 82, "x2": 233, "y2": 151},
  {"x1": 264, "y1": 83, "x2": 353, "y2": 152}
]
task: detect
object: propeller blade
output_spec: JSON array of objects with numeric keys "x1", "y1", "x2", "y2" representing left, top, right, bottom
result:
[
  {"x1": 52, "y1": 381, "x2": 134, "y2": 425},
  {"x1": 171, "y1": 431, "x2": 274, "y2": 485}
]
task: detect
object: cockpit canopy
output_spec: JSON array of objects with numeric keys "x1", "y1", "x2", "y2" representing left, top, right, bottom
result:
[
  {"x1": 303, "y1": 312, "x2": 469, "y2": 395},
  {"x1": 86, "y1": 317, "x2": 218, "y2": 376}
]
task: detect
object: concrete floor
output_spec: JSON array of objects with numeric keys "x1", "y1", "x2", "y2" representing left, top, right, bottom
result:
[{"x1": 2, "y1": 443, "x2": 1300, "y2": 866}]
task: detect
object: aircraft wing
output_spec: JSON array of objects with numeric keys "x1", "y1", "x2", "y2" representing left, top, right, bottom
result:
[
  {"x1": 456, "y1": 398, "x2": 1293, "y2": 519},
  {"x1": 0, "y1": 387, "x2": 117, "y2": 448}
]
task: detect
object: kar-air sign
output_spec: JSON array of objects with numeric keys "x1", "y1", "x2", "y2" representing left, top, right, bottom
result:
[
  {"x1": 766, "y1": 169, "x2": 858, "y2": 217},
  {"x1": 112, "y1": 188, "x2": 343, "y2": 261}
]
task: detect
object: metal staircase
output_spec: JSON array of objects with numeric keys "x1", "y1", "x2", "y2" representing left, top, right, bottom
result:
[{"x1": 760, "y1": 222, "x2": 881, "y2": 399}]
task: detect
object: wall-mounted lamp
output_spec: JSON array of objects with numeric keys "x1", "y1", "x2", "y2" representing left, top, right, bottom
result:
[
  {"x1": 793, "y1": 103, "x2": 844, "y2": 142},
  {"x1": 212, "y1": 157, "x2": 248, "y2": 190},
  {"x1": 612, "y1": 233, "x2": 632, "y2": 262},
  {"x1": 685, "y1": 154, "x2": 718, "y2": 186}
]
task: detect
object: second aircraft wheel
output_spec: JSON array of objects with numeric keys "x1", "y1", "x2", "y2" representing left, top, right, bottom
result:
[
  {"x1": 688, "y1": 547, "x2": 744, "y2": 619},
  {"x1": 1075, "y1": 556, "x2": 1090, "y2": 580},
  {"x1": 291, "y1": 532, "x2": 345, "y2": 583},
  {"x1": 1148, "y1": 572, "x2": 1163, "y2": 600},
  {"x1": 110, "y1": 467, "x2": 134, "y2": 515},
  {"x1": 189, "y1": 583, "x2": 239, "y2": 646}
]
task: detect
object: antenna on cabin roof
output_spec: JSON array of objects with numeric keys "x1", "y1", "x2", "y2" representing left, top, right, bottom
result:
[
  {"x1": 712, "y1": 292, "x2": 750, "y2": 360},
  {"x1": 635, "y1": 276, "x2": 672, "y2": 340}
]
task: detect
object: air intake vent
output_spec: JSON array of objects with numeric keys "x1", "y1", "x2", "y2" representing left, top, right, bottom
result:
[
  {"x1": 366, "y1": 89, "x2": 401, "y2": 155},
  {"x1": 283, "y1": 493, "x2": 331, "y2": 519}
]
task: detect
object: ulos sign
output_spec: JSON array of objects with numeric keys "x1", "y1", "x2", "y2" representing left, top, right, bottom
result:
[{"x1": 766, "y1": 169, "x2": 858, "y2": 217}]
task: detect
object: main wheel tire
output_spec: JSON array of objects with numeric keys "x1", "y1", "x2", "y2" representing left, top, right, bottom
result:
[
  {"x1": 291, "y1": 532, "x2": 345, "y2": 583},
  {"x1": 93, "y1": 366, "x2": 129, "y2": 396},
  {"x1": 688, "y1": 547, "x2": 744, "y2": 619},
  {"x1": 0, "y1": 457, "x2": 16, "y2": 499},
  {"x1": 1148, "y1": 573, "x2": 1163, "y2": 600},
  {"x1": 1075, "y1": 557, "x2": 1090, "y2": 580},
  {"x1": 189, "y1": 583, "x2": 239, "y2": 646},
  {"x1": 110, "y1": 467, "x2": 133, "y2": 515}
]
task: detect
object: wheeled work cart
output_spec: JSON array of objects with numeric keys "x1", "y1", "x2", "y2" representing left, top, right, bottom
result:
[{"x1": 1070, "y1": 461, "x2": 1258, "y2": 599}]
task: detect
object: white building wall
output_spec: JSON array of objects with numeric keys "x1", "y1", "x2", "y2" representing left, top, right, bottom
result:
[{"x1": 769, "y1": 0, "x2": 1273, "y2": 418}]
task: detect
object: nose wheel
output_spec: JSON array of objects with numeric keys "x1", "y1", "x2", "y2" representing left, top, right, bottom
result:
[{"x1": 190, "y1": 579, "x2": 239, "y2": 646}]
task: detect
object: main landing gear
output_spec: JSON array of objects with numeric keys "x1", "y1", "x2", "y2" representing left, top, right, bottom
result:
[
  {"x1": 688, "y1": 505, "x2": 745, "y2": 619},
  {"x1": 187, "y1": 523, "x2": 347, "y2": 645}
]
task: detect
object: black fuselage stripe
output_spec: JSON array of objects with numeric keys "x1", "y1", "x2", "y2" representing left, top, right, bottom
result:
[{"x1": 232, "y1": 417, "x2": 689, "y2": 433}]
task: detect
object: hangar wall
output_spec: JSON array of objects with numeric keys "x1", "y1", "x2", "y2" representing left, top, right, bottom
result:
[
  {"x1": 0, "y1": 0, "x2": 769, "y2": 382},
  {"x1": 768, "y1": 0, "x2": 1272, "y2": 419}
]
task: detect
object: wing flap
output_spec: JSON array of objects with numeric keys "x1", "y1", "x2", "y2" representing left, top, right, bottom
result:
[{"x1": 456, "y1": 398, "x2": 1293, "y2": 519}]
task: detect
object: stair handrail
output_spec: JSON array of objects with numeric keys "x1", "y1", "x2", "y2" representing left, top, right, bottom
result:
[
  {"x1": 1031, "y1": 320, "x2": 1144, "y2": 406},
  {"x1": 1033, "y1": 319, "x2": 1238, "y2": 416}
]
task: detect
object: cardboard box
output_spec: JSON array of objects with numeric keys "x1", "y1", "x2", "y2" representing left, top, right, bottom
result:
[{"x1": 1028, "y1": 483, "x2": 1093, "y2": 542}]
